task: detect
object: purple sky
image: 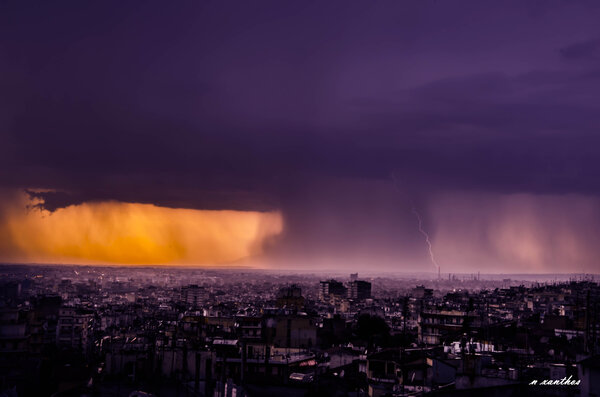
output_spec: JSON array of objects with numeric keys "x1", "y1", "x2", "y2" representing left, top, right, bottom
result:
[{"x1": 2, "y1": 1, "x2": 600, "y2": 272}]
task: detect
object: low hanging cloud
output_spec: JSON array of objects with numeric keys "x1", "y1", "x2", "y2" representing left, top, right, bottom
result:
[{"x1": 0, "y1": 190, "x2": 283, "y2": 266}]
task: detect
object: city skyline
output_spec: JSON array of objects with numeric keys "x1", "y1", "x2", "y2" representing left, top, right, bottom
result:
[{"x1": 0, "y1": 263, "x2": 598, "y2": 396}]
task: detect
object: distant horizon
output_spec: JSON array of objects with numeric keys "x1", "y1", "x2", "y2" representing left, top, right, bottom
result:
[{"x1": 2, "y1": 262, "x2": 598, "y2": 278}]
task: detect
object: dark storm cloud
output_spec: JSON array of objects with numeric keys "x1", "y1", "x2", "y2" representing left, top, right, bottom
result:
[
  {"x1": 2, "y1": 0, "x2": 600, "y2": 270},
  {"x1": 560, "y1": 38, "x2": 600, "y2": 61}
]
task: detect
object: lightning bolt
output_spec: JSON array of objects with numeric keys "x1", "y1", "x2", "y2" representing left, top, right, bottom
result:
[
  {"x1": 411, "y1": 207, "x2": 439, "y2": 271},
  {"x1": 391, "y1": 173, "x2": 440, "y2": 272}
]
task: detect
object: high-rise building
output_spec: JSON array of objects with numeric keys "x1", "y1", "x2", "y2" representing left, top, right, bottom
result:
[
  {"x1": 319, "y1": 280, "x2": 347, "y2": 302},
  {"x1": 276, "y1": 284, "x2": 305, "y2": 309},
  {"x1": 349, "y1": 280, "x2": 372, "y2": 300},
  {"x1": 56, "y1": 307, "x2": 94, "y2": 352},
  {"x1": 181, "y1": 285, "x2": 208, "y2": 308}
]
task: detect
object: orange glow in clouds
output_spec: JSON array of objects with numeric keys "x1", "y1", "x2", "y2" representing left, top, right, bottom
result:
[{"x1": 0, "y1": 191, "x2": 283, "y2": 266}]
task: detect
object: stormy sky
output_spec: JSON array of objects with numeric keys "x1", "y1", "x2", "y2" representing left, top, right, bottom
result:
[{"x1": 1, "y1": 1, "x2": 600, "y2": 272}]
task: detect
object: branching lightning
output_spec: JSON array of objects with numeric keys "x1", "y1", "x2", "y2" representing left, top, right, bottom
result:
[
  {"x1": 391, "y1": 173, "x2": 440, "y2": 272},
  {"x1": 411, "y1": 207, "x2": 439, "y2": 271}
]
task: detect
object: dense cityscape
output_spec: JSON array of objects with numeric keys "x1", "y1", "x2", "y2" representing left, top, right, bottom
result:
[{"x1": 0, "y1": 265, "x2": 598, "y2": 396}]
